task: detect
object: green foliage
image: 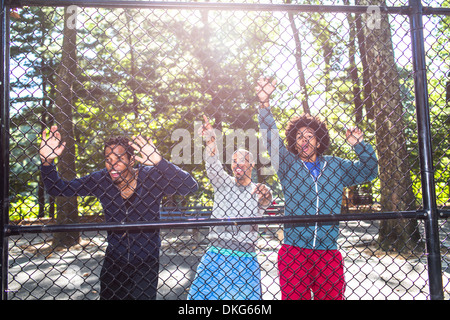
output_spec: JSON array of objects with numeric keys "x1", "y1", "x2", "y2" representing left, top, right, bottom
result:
[
  {"x1": 427, "y1": 6, "x2": 450, "y2": 207},
  {"x1": 9, "y1": 7, "x2": 277, "y2": 220}
]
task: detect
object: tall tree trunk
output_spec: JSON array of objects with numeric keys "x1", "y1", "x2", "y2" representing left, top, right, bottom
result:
[
  {"x1": 125, "y1": 9, "x2": 139, "y2": 118},
  {"x1": 52, "y1": 7, "x2": 79, "y2": 248},
  {"x1": 343, "y1": 1, "x2": 364, "y2": 213},
  {"x1": 38, "y1": 59, "x2": 54, "y2": 218},
  {"x1": 344, "y1": 0, "x2": 364, "y2": 124},
  {"x1": 361, "y1": 0, "x2": 421, "y2": 252},
  {"x1": 285, "y1": 0, "x2": 310, "y2": 114},
  {"x1": 355, "y1": 1, "x2": 374, "y2": 121}
]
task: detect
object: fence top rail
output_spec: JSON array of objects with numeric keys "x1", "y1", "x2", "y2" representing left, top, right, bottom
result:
[
  {"x1": 1, "y1": 0, "x2": 416, "y2": 14},
  {"x1": 5, "y1": 210, "x2": 427, "y2": 236},
  {"x1": 7, "y1": 0, "x2": 450, "y2": 15}
]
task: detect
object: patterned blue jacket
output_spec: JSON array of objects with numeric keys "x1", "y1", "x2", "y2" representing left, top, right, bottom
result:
[{"x1": 258, "y1": 108, "x2": 378, "y2": 250}]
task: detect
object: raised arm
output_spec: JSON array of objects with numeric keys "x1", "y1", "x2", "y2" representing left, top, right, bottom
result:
[
  {"x1": 40, "y1": 164, "x2": 100, "y2": 197},
  {"x1": 198, "y1": 115, "x2": 218, "y2": 158},
  {"x1": 39, "y1": 126, "x2": 66, "y2": 166},
  {"x1": 255, "y1": 76, "x2": 276, "y2": 109},
  {"x1": 152, "y1": 159, "x2": 199, "y2": 196},
  {"x1": 255, "y1": 77, "x2": 290, "y2": 173},
  {"x1": 252, "y1": 183, "x2": 273, "y2": 209},
  {"x1": 198, "y1": 115, "x2": 234, "y2": 188},
  {"x1": 129, "y1": 135, "x2": 162, "y2": 166},
  {"x1": 341, "y1": 130, "x2": 379, "y2": 187},
  {"x1": 39, "y1": 126, "x2": 100, "y2": 196},
  {"x1": 130, "y1": 135, "x2": 198, "y2": 196},
  {"x1": 40, "y1": 126, "x2": 98, "y2": 197}
]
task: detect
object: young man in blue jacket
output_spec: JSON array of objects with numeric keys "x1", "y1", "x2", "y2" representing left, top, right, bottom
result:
[
  {"x1": 39, "y1": 126, "x2": 198, "y2": 300},
  {"x1": 256, "y1": 77, "x2": 378, "y2": 300}
]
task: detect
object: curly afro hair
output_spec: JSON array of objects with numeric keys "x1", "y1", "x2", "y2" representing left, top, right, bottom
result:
[{"x1": 285, "y1": 113, "x2": 330, "y2": 157}]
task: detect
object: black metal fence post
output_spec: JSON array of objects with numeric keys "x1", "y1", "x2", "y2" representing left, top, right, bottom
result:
[
  {"x1": 0, "y1": 0, "x2": 10, "y2": 301},
  {"x1": 409, "y1": 0, "x2": 444, "y2": 300}
]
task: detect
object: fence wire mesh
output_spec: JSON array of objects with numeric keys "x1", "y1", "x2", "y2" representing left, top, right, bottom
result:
[{"x1": 2, "y1": 0, "x2": 450, "y2": 300}]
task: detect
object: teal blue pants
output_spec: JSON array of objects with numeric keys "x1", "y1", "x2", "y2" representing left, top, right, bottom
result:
[{"x1": 187, "y1": 247, "x2": 262, "y2": 300}]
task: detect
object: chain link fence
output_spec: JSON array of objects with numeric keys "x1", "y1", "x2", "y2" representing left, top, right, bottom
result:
[{"x1": 1, "y1": 0, "x2": 449, "y2": 300}]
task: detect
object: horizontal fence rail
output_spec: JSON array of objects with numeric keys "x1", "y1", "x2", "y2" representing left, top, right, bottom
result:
[
  {"x1": 8, "y1": 0, "x2": 450, "y2": 16},
  {"x1": 5, "y1": 211, "x2": 428, "y2": 236}
]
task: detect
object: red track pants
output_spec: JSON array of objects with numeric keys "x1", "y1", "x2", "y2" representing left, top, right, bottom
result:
[{"x1": 278, "y1": 244, "x2": 346, "y2": 300}]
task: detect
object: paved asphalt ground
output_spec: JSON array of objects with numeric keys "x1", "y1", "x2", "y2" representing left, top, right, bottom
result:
[{"x1": 5, "y1": 220, "x2": 450, "y2": 300}]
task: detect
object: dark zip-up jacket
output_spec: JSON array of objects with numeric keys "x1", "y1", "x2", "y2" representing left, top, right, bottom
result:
[{"x1": 41, "y1": 158, "x2": 198, "y2": 261}]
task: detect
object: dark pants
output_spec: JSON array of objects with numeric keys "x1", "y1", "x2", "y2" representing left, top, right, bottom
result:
[{"x1": 99, "y1": 254, "x2": 160, "y2": 300}]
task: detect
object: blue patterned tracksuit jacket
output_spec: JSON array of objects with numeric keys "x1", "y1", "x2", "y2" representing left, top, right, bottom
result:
[{"x1": 258, "y1": 108, "x2": 378, "y2": 250}]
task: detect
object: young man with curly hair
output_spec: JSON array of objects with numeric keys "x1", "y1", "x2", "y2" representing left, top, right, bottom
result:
[{"x1": 256, "y1": 77, "x2": 378, "y2": 300}]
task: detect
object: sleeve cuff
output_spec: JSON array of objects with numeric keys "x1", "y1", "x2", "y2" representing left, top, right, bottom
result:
[
  {"x1": 205, "y1": 153, "x2": 220, "y2": 165},
  {"x1": 154, "y1": 158, "x2": 170, "y2": 172},
  {"x1": 353, "y1": 141, "x2": 369, "y2": 152},
  {"x1": 40, "y1": 163, "x2": 57, "y2": 172},
  {"x1": 258, "y1": 107, "x2": 272, "y2": 118}
]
